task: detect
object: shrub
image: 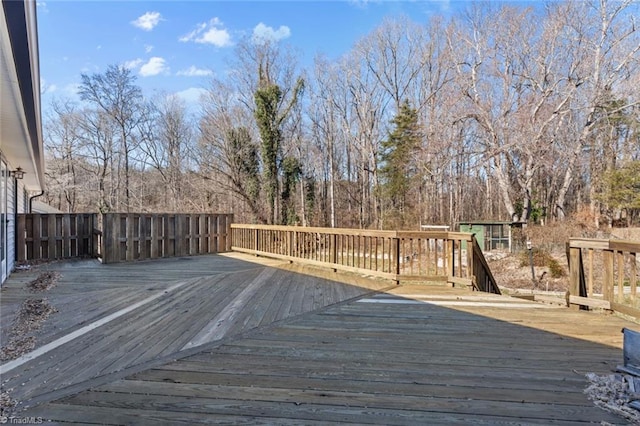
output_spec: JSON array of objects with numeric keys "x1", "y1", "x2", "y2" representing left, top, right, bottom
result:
[
  {"x1": 548, "y1": 258, "x2": 566, "y2": 278},
  {"x1": 519, "y1": 247, "x2": 566, "y2": 278},
  {"x1": 519, "y1": 248, "x2": 553, "y2": 267}
]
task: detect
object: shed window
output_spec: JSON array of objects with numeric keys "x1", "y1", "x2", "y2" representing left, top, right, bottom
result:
[{"x1": 488, "y1": 224, "x2": 509, "y2": 251}]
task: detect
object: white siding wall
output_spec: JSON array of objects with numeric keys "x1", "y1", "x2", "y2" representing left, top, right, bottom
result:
[
  {"x1": 1, "y1": 162, "x2": 27, "y2": 285},
  {"x1": 6, "y1": 175, "x2": 15, "y2": 278},
  {"x1": 1, "y1": 159, "x2": 6, "y2": 284}
]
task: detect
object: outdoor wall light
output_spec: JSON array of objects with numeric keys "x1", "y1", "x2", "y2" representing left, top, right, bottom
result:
[{"x1": 11, "y1": 167, "x2": 25, "y2": 179}]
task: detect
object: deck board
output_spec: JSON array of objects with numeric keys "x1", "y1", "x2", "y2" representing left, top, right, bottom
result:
[
  {"x1": 1, "y1": 254, "x2": 388, "y2": 410},
  {"x1": 2, "y1": 254, "x2": 638, "y2": 424}
]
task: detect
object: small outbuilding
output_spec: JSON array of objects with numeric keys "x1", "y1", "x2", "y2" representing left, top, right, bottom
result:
[{"x1": 457, "y1": 221, "x2": 525, "y2": 253}]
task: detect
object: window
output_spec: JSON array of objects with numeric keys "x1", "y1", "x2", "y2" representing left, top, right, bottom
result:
[{"x1": 488, "y1": 224, "x2": 510, "y2": 251}]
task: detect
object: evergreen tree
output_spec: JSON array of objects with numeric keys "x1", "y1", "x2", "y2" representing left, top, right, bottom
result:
[
  {"x1": 227, "y1": 127, "x2": 260, "y2": 207},
  {"x1": 597, "y1": 161, "x2": 640, "y2": 225},
  {"x1": 378, "y1": 100, "x2": 421, "y2": 226}
]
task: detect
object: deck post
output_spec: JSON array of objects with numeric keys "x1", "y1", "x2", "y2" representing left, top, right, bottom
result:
[
  {"x1": 603, "y1": 250, "x2": 614, "y2": 302},
  {"x1": 467, "y1": 236, "x2": 475, "y2": 280},
  {"x1": 254, "y1": 227, "x2": 259, "y2": 254},
  {"x1": 617, "y1": 250, "x2": 625, "y2": 303},
  {"x1": 394, "y1": 236, "x2": 400, "y2": 285},
  {"x1": 568, "y1": 246, "x2": 581, "y2": 298},
  {"x1": 447, "y1": 239, "x2": 454, "y2": 279},
  {"x1": 631, "y1": 253, "x2": 637, "y2": 302}
]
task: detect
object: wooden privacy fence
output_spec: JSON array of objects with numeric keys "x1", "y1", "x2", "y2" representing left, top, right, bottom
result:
[
  {"x1": 568, "y1": 238, "x2": 640, "y2": 316},
  {"x1": 100, "y1": 213, "x2": 232, "y2": 263},
  {"x1": 17, "y1": 213, "x2": 233, "y2": 264},
  {"x1": 231, "y1": 224, "x2": 500, "y2": 294},
  {"x1": 17, "y1": 213, "x2": 98, "y2": 261}
]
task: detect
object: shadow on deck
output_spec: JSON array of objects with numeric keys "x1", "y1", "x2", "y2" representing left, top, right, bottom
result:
[{"x1": 0, "y1": 253, "x2": 637, "y2": 424}]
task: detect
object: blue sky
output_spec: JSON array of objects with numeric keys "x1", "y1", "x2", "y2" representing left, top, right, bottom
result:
[{"x1": 37, "y1": 0, "x2": 462, "y2": 110}]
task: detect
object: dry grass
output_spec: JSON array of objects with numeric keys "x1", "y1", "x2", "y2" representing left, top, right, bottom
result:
[
  {"x1": 488, "y1": 252, "x2": 570, "y2": 292},
  {"x1": 490, "y1": 220, "x2": 637, "y2": 293}
]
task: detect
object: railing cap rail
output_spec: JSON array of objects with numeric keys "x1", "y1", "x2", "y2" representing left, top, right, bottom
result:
[
  {"x1": 569, "y1": 238, "x2": 640, "y2": 252},
  {"x1": 231, "y1": 224, "x2": 475, "y2": 240},
  {"x1": 610, "y1": 239, "x2": 640, "y2": 252}
]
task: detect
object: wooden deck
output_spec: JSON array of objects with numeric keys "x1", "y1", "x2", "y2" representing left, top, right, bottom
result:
[{"x1": 1, "y1": 253, "x2": 638, "y2": 424}]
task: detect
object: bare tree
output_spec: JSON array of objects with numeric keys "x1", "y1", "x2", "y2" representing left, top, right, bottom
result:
[
  {"x1": 44, "y1": 100, "x2": 82, "y2": 212},
  {"x1": 79, "y1": 65, "x2": 144, "y2": 211},
  {"x1": 138, "y1": 94, "x2": 193, "y2": 211}
]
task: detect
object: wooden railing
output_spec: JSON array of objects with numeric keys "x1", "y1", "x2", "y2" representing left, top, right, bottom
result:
[
  {"x1": 101, "y1": 213, "x2": 232, "y2": 264},
  {"x1": 17, "y1": 213, "x2": 98, "y2": 261},
  {"x1": 16, "y1": 217, "x2": 500, "y2": 294},
  {"x1": 231, "y1": 224, "x2": 500, "y2": 293},
  {"x1": 568, "y1": 238, "x2": 640, "y2": 316},
  {"x1": 471, "y1": 236, "x2": 501, "y2": 294}
]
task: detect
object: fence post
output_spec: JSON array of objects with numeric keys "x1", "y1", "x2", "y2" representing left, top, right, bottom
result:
[
  {"x1": 568, "y1": 245, "x2": 581, "y2": 297},
  {"x1": 150, "y1": 215, "x2": 159, "y2": 258},
  {"x1": 125, "y1": 214, "x2": 134, "y2": 261},
  {"x1": 17, "y1": 214, "x2": 26, "y2": 261},
  {"x1": 331, "y1": 233, "x2": 337, "y2": 272},
  {"x1": 603, "y1": 250, "x2": 614, "y2": 302},
  {"x1": 254, "y1": 227, "x2": 259, "y2": 254},
  {"x1": 617, "y1": 250, "x2": 625, "y2": 303},
  {"x1": 467, "y1": 236, "x2": 475, "y2": 280},
  {"x1": 631, "y1": 253, "x2": 637, "y2": 303},
  {"x1": 394, "y1": 235, "x2": 400, "y2": 285},
  {"x1": 47, "y1": 215, "x2": 56, "y2": 260},
  {"x1": 447, "y1": 239, "x2": 454, "y2": 278},
  {"x1": 101, "y1": 214, "x2": 113, "y2": 263},
  {"x1": 227, "y1": 215, "x2": 233, "y2": 251},
  {"x1": 288, "y1": 230, "x2": 294, "y2": 258}
]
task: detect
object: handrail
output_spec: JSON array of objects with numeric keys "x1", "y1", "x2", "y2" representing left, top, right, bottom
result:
[
  {"x1": 471, "y1": 235, "x2": 501, "y2": 294},
  {"x1": 567, "y1": 238, "x2": 639, "y2": 317},
  {"x1": 231, "y1": 224, "x2": 501, "y2": 294}
]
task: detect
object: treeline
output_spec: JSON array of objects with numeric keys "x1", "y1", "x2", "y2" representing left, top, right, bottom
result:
[{"x1": 44, "y1": 1, "x2": 640, "y2": 229}]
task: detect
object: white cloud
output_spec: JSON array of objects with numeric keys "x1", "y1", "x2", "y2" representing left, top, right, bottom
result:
[
  {"x1": 132, "y1": 11, "x2": 162, "y2": 31},
  {"x1": 139, "y1": 57, "x2": 168, "y2": 77},
  {"x1": 180, "y1": 23, "x2": 207, "y2": 42},
  {"x1": 252, "y1": 23, "x2": 291, "y2": 43},
  {"x1": 40, "y1": 78, "x2": 57, "y2": 95},
  {"x1": 180, "y1": 18, "x2": 232, "y2": 47},
  {"x1": 177, "y1": 66, "x2": 213, "y2": 77},
  {"x1": 145, "y1": 44, "x2": 154, "y2": 53},
  {"x1": 123, "y1": 58, "x2": 143, "y2": 70},
  {"x1": 347, "y1": 0, "x2": 381, "y2": 8},
  {"x1": 36, "y1": 2, "x2": 48, "y2": 13},
  {"x1": 175, "y1": 87, "x2": 207, "y2": 106}
]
